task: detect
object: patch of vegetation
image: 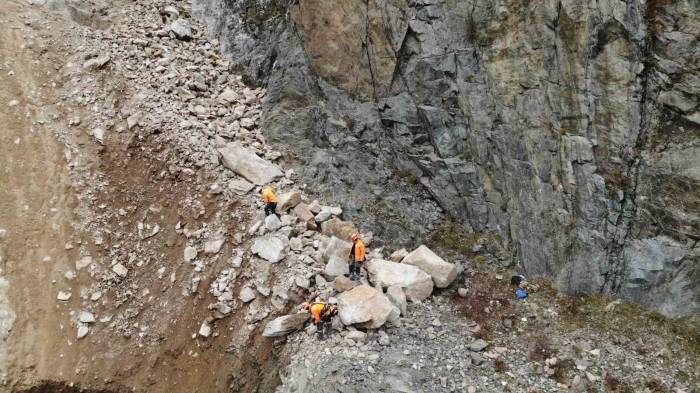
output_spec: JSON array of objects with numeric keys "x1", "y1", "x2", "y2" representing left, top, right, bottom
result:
[
  {"x1": 427, "y1": 222, "x2": 502, "y2": 259},
  {"x1": 493, "y1": 358, "x2": 508, "y2": 373},
  {"x1": 240, "y1": 0, "x2": 288, "y2": 30},
  {"x1": 605, "y1": 374, "x2": 635, "y2": 393},
  {"x1": 603, "y1": 167, "x2": 632, "y2": 194},
  {"x1": 555, "y1": 292, "x2": 700, "y2": 386},
  {"x1": 551, "y1": 358, "x2": 576, "y2": 384},
  {"x1": 451, "y1": 272, "x2": 514, "y2": 338},
  {"x1": 528, "y1": 334, "x2": 555, "y2": 362},
  {"x1": 394, "y1": 170, "x2": 421, "y2": 186}
]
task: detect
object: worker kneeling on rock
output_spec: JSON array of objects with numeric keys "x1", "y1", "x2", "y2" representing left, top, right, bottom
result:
[
  {"x1": 302, "y1": 301, "x2": 337, "y2": 340},
  {"x1": 349, "y1": 233, "x2": 366, "y2": 281},
  {"x1": 260, "y1": 186, "x2": 279, "y2": 217}
]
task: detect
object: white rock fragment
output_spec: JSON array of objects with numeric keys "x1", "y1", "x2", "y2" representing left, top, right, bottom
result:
[
  {"x1": 78, "y1": 311, "x2": 96, "y2": 324},
  {"x1": 184, "y1": 246, "x2": 198, "y2": 262},
  {"x1": 112, "y1": 263, "x2": 128, "y2": 277},
  {"x1": 77, "y1": 325, "x2": 89, "y2": 339},
  {"x1": 204, "y1": 238, "x2": 225, "y2": 255},
  {"x1": 57, "y1": 291, "x2": 72, "y2": 301},
  {"x1": 198, "y1": 321, "x2": 212, "y2": 337}
]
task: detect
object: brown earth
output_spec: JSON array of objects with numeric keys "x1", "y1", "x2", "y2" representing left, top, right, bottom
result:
[{"x1": 0, "y1": 1, "x2": 283, "y2": 392}]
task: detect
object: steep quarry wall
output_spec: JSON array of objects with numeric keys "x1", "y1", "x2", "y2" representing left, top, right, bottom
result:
[{"x1": 192, "y1": 0, "x2": 699, "y2": 317}]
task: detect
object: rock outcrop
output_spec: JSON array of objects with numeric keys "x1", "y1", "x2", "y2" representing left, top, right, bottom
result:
[{"x1": 193, "y1": 0, "x2": 700, "y2": 316}]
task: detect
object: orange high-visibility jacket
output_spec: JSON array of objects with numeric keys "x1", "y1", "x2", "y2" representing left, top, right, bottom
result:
[
  {"x1": 262, "y1": 188, "x2": 278, "y2": 204},
  {"x1": 309, "y1": 302, "x2": 326, "y2": 324},
  {"x1": 350, "y1": 239, "x2": 366, "y2": 262}
]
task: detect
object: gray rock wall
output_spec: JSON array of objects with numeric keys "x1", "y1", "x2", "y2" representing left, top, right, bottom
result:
[{"x1": 192, "y1": 0, "x2": 699, "y2": 317}]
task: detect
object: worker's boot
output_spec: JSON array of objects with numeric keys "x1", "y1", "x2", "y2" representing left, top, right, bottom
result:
[{"x1": 316, "y1": 323, "x2": 325, "y2": 340}]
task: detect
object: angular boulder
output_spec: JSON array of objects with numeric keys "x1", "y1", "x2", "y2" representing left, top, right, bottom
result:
[
  {"x1": 262, "y1": 313, "x2": 309, "y2": 337},
  {"x1": 218, "y1": 143, "x2": 283, "y2": 185},
  {"x1": 322, "y1": 236, "x2": 352, "y2": 262},
  {"x1": 365, "y1": 259, "x2": 433, "y2": 301},
  {"x1": 334, "y1": 276, "x2": 357, "y2": 292},
  {"x1": 337, "y1": 285, "x2": 393, "y2": 329},
  {"x1": 293, "y1": 203, "x2": 317, "y2": 230},
  {"x1": 320, "y1": 218, "x2": 358, "y2": 241},
  {"x1": 251, "y1": 236, "x2": 288, "y2": 263},
  {"x1": 170, "y1": 18, "x2": 192, "y2": 40},
  {"x1": 389, "y1": 248, "x2": 408, "y2": 262},
  {"x1": 324, "y1": 255, "x2": 349, "y2": 278},
  {"x1": 277, "y1": 191, "x2": 302, "y2": 212},
  {"x1": 402, "y1": 245, "x2": 458, "y2": 288},
  {"x1": 228, "y1": 178, "x2": 255, "y2": 195}
]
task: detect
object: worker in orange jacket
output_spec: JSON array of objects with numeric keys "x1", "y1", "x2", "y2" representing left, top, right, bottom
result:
[
  {"x1": 349, "y1": 233, "x2": 366, "y2": 281},
  {"x1": 301, "y1": 301, "x2": 337, "y2": 340},
  {"x1": 260, "y1": 187, "x2": 279, "y2": 217}
]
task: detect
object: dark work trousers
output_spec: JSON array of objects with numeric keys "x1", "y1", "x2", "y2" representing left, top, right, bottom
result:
[
  {"x1": 264, "y1": 202, "x2": 278, "y2": 217},
  {"x1": 350, "y1": 259, "x2": 365, "y2": 279}
]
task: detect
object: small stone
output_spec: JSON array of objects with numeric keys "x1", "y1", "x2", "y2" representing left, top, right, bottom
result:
[
  {"x1": 458, "y1": 287, "x2": 468, "y2": 297},
  {"x1": 198, "y1": 321, "x2": 212, "y2": 337},
  {"x1": 8, "y1": 100, "x2": 19, "y2": 107},
  {"x1": 239, "y1": 286, "x2": 256, "y2": 303},
  {"x1": 83, "y1": 55, "x2": 110, "y2": 70},
  {"x1": 264, "y1": 214, "x2": 282, "y2": 231},
  {"x1": 295, "y1": 276, "x2": 310, "y2": 289},
  {"x1": 75, "y1": 256, "x2": 92, "y2": 270},
  {"x1": 204, "y1": 238, "x2": 225, "y2": 255},
  {"x1": 112, "y1": 263, "x2": 128, "y2": 277},
  {"x1": 431, "y1": 318, "x2": 442, "y2": 327},
  {"x1": 468, "y1": 386, "x2": 476, "y2": 393},
  {"x1": 377, "y1": 330, "x2": 390, "y2": 346},
  {"x1": 469, "y1": 339, "x2": 489, "y2": 352},
  {"x1": 170, "y1": 18, "x2": 192, "y2": 40},
  {"x1": 77, "y1": 325, "x2": 89, "y2": 339},
  {"x1": 92, "y1": 128, "x2": 105, "y2": 144},
  {"x1": 78, "y1": 311, "x2": 96, "y2": 324},
  {"x1": 57, "y1": 291, "x2": 72, "y2": 301},
  {"x1": 184, "y1": 246, "x2": 198, "y2": 261}
]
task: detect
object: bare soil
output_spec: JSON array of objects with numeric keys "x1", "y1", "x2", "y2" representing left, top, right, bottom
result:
[{"x1": 0, "y1": 1, "x2": 282, "y2": 392}]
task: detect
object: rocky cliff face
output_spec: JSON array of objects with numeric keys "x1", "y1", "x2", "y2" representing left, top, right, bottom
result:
[{"x1": 192, "y1": 0, "x2": 699, "y2": 317}]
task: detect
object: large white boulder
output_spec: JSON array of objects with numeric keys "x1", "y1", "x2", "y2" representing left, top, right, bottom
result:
[
  {"x1": 262, "y1": 313, "x2": 309, "y2": 337},
  {"x1": 365, "y1": 259, "x2": 433, "y2": 301},
  {"x1": 337, "y1": 285, "x2": 393, "y2": 329},
  {"x1": 251, "y1": 236, "x2": 288, "y2": 263},
  {"x1": 324, "y1": 255, "x2": 349, "y2": 278},
  {"x1": 322, "y1": 236, "x2": 352, "y2": 262},
  {"x1": 402, "y1": 245, "x2": 458, "y2": 288},
  {"x1": 218, "y1": 143, "x2": 283, "y2": 185}
]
